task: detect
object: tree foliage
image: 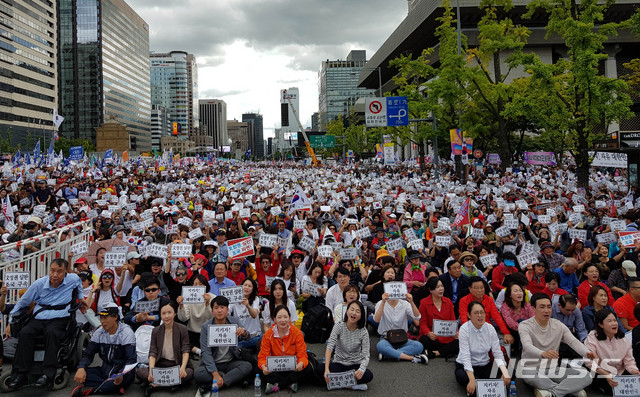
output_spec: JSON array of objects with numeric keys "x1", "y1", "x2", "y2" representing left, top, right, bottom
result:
[
  {"x1": 54, "y1": 136, "x2": 96, "y2": 157},
  {"x1": 519, "y1": 0, "x2": 633, "y2": 187}
]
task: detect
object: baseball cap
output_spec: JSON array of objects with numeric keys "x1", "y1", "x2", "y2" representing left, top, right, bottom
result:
[
  {"x1": 97, "y1": 302, "x2": 121, "y2": 317},
  {"x1": 78, "y1": 270, "x2": 93, "y2": 281},
  {"x1": 622, "y1": 260, "x2": 637, "y2": 277},
  {"x1": 127, "y1": 251, "x2": 141, "y2": 260}
]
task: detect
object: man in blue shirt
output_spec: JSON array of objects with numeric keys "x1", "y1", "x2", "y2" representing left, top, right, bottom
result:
[
  {"x1": 8, "y1": 258, "x2": 83, "y2": 389},
  {"x1": 553, "y1": 258, "x2": 580, "y2": 294},
  {"x1": 208, "y1": 262, "x2": 236, "y2": 295}
]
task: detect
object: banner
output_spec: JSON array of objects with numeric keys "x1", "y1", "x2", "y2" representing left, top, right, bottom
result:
[
  {"x1": 450, "y1": 129, "x2": 463, "y2": 155},
  {"x1": 383, "y1": 143, "x2": 394, "y2": 165},
  {"x1": 487, "y1": 153, "x2": 501, "y2": 164},
  {"x1": 589, "y1": 151, "x2": 627, "y2": 168},
  {"x1": 523, "y1": 152, "x2": 556, "y2": 166},
  {"x1": 464, "y1": 136, "x2": 473, "y2": 154},
  {"x1": 69, "y1": 146, "x2": 83, "y2": 161},
  {"x1": 375, "y1": 144, "x2": 383, "y2": 159}
]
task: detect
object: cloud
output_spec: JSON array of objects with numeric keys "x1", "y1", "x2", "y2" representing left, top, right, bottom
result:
[{"x1": 127, "y1": 0, "x2": 408, "y2": 135}]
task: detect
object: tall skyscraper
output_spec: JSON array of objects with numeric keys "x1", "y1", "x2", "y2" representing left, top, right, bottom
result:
[
  {"x1": 150, "y1": 51, "x2": 199, "y2": 136},
  {"x1": 280, "y1": 87, "x2": 299, "y2": 142},
  {"x1": 242, "y1": 113, "x2": 264, "y2": 158},
  {"x1": 318, "y1": 50, "x2": 376, "y2": 131},
  {"x1": 58, "y1": 0, "x2": 151, "y2": 151},
  {"x1": 151, "y1": 104, "x2": 171, "y2": 151},
  {"x1": 0, "y1": 0, "x2": 57, "y2": 149},
  {"x1": 199, "y1": 99, "x2": 228, "y2": 151}
]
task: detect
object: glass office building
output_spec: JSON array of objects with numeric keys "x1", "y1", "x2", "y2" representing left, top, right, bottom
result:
[
  {"x1": 0, "y1": 0, "x2": 57, "y2": 150},
  {"x1": 58, "y1": 0, "x2": 151, "y2": 151},
  {"x1": 318, "y1": 50, "x2": 376, "y2": 131}
]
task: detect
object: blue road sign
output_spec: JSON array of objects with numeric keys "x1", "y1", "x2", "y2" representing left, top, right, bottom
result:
[{"x1": 386, "y1": 96, "x2": 409, "y2": 126}]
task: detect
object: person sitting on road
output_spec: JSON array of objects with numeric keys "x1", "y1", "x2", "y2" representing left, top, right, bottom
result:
[
  {"x1": 123, "y1": 275, "x2": 170, "y2": 331},
  {"x1": 136, "y1": 301, "x2": 194, "y2": 396},
  {"x1": 455, "y1": 301, "x2": 511, "y2": 397},
  {"x1": 324, "y1": 300, "x2": 372, "y2": 391},
  {"x1": 71, "y1": 302, "x2": 137, "y2": 396},
  {"x1": 7, "y1": 258, "x2": 83, "y2": 390},
  {"x1": 194, "y1": 296, "x2": 253, "y2": 394}
]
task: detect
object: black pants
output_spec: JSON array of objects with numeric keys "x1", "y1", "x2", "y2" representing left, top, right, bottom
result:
[
  {"x1": 419, "y1": 336, "x2": 460, "y2": 358},
  {"x1": 455, "y1": 362, "x2": 496, "y2": 396},
  {"x1": 188, "y1": 330, "x2": 200, "y2": 350},
  {"x1": 261, "y1": 364, "x2": 314, "y2": 388},
  {"x1": 328, "y1": 362, "x2": 373, "y2": 384},
  {"x1": 14, "y1": 317, "x2": 68, "y2": 378}
]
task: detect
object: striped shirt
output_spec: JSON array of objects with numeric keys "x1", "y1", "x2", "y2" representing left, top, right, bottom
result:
[{"x1": 326, "y1": 321, "x2": 370, "y2": 373}]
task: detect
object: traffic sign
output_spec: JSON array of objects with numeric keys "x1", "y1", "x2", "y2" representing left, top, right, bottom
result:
[
  {"x1": 473, "y1": 149, "x2": 483, "y2": 159},
  {"x1": 365, "y1": 97, "x2": 409, "y2": 127},
  {"x1": 309, "y1": 135, "x2": 336, "y2": 148}
]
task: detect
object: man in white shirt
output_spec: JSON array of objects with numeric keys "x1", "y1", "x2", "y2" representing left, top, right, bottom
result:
[
  {"x1": 325, "y1": 267, "x2": 350, "y2": 315},
  {"x1": 519, "y1": 293, "x2": 597, "y2": 397}
]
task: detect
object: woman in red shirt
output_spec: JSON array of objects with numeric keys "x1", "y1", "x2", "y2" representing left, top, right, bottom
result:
[
  {"x1": 418, "y1": 277, "x2": 459, "y2": 359},
  {"x1": 254, "y1": 246, "x2": 280, "y2": 297},
  {"x1": 577, "y1": 263, "x2": 614, "y2": 307}
]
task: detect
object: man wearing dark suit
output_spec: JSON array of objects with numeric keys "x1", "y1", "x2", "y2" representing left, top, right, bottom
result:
[{"x1": 439, "y1": 261, "x2": 470, "y2": 316}]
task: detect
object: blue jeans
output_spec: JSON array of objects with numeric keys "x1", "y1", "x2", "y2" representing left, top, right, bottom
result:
[
  {"x1": 376, "y1": 338, "x2": 423, "y2": 360},
  {"x1": 238, "y1": 334, "x2": 262, "y2": 350}
]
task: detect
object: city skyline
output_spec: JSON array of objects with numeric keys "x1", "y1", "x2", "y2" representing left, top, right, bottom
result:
[{"x1": 126, "y1": 0, "x2": 407, "y2": 137}]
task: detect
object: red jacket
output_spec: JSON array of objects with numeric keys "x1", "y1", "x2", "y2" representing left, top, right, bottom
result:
[
  {"x1": 459, "y1": 294, "x2": 510, "y2": 336},
  {"x1": 418, "y1": 295, "x2": 456, "y2": 344},
  {"x1": 577, "y1": 280, "x2": 614, "y2": 308},
  {"x1": 491, "y1": 263, "x2": 519, "y2": 293}
]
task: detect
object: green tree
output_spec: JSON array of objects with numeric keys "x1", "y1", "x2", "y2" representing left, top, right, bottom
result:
[
  {"x1": 0, "y1": 130, "x2": 15, "y2": 154},
  {"x1": 520, "y1": 0, "x2": 633, "y2": 187},
  {"x1": 326, "y1": 112, "x2": 384, "y2": 158}
]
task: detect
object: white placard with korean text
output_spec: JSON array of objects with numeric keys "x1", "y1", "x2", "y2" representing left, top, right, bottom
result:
[
  {"x1": 104, "y1": 252, "x2": 126, "y2": 268},
  {"x1": 151, "y1": 366, "x2": 181, "y2": 387},
  {"x1": 219, "y1": 286, "x2": 243, "y2": 304},
  {"x1": 326, "y1": 370, "x2": 357, "y2": 391},
  {"x1": 135, "y1": 299, "x2": 160, "y2": 313},
  {"x1": 384, "y1": 281, "x2": 407, "y2": 300},
  {"x1": 207, "y1": 324, "x2": 238, "y2": 347},
  {"x1": 266, "y1": 356, "x2": 297, "y2": 372},
  {"x1": 171, "y1": 243, "x2": 192, "y2": 258},
  {"x1": 181, "y1": 286, "x2": 206, "y2": 304},
  {"x1": 613, "y1": 375, "x2": 640, "y2": 397},
  {"x1": 4, "y1": 272, "x2": 30, "y2": 289},
  {"x1": 476, "y1": 379, "x2": 507, "y2": 397},
  {"x1": 433, "y1": 319, "x2": 458, "y2": 337}
]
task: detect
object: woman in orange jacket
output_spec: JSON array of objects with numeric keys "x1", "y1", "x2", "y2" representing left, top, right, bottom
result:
[{"x1": 257, "y1": 305, "x2": 312, "y2": 394}]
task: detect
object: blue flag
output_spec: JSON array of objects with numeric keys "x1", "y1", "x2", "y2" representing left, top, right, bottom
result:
[
  {"x1": 245, "y1": 147, "x2": 251, "y2": 159},
  {"x1": 34, "y1": 140, "x2": 41, "y2": 158},
  {"x1": 25, "y1": 152, "x2": 31, "y2": 165},
  {"x1": 47, "y1": 140, "x2": 54, "y2": 157}
]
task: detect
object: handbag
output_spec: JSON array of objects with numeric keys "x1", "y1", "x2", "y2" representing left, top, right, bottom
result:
[{"x1": 386, "y1": 329, "x2": 408, "y2": 347}]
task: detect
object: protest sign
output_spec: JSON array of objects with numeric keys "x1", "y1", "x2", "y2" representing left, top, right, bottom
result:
[
  {"x1": 301, "y1": 280, "x2": 323, "y2": 297},
  {"x1": 266, "y1": 356, "x2": 297, "y2": 372},
  {"x1": 104, "y1": 252, "x2": 126, "y2": 268},
  {"x1": 4, "y1": 272, "x2": 30, "y2": 289},
  {"x1": 258, "y1": 233, "x2": 278, "y2": 248},
  {"x1": 433, "y1": 319, "x2": 457, "y2": 337},
  {"x1": 480, "y1": 254, "x2": 497, "y2": 268},
  {"x1": 476, "y1": 379, "x2": 507, "y2": 397},
  {"x1": 297, "y1": 235, "x2": 316, "y2": 252},
  {"x1": 146, "y1": 243, "x2": 168, "y2": 259},
  {"x1": 207, "y1": 324, "x2": 238, "y2": 347},
  {"x1": 435, "y1": 235, "x2": 451, "y2": 247},
  {"x1": 219, "y1": 286, "x2": 243, "y2": 304},
  {"x1": 135, "y1": 299, "x2": 160, "y2": 313},
  {"x1": 339, "y1": 247, "x2": 357, "y2": 260},
  {"x1": 384, "y1": 282, "x2": 407, "y2": 300},
  {"x1": 227, "y1": 237, "x2": 254, "y2": 260},
  {"x1": 619, "y1": 231, "x2": 640, "y2": 248},
  {"x1": 151, "y1": 366, "x2": 180, "y2": 387},
  {"x1": 613, "y1": 375, "x2": 640, "y2": 397},
  {"x1": 171, "y1": 243, "x2": 192, "y2": 258},
  {"x1": 317, "y1": 245, "x2": 334, "y2": 258},
  {"x1": 326, "y1": 370, "x2": 357, "y2": 391},
  {"x1": 182, "y1": 286, "x2": 206, "y2": 304},
  {"x1": 517, "y1": 251, "x2": 539, "y2": 269}
]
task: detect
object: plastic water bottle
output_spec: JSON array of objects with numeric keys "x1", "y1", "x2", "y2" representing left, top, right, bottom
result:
[
  {"x1": 254, "y1": 373, "x2": 261, "y2": 397},
  {"x1": 211, "y1": 379, "x2": 218, "y2": 397},
  {"x1": 509, "y1": 380, "x2": 517, "y2": 396}
]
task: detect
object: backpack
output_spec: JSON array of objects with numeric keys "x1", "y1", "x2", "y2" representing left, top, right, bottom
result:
[
  {"x1": 301, "y1": 304, "x2": 333, "y2": 344},
  {"x1": 135, "y1": 324, "x2": 154, "y2": 364}
]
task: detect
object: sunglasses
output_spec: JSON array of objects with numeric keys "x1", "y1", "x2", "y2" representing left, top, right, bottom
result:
[
  {"x1": 144, "y1": 288, "x2": 159, "y2": 293},
  {"x1": 176, "y1": 272, "x2": 187, "y2": 277},
  {"x1": 102, "y1": 274, "x2": 114, "y2": 279}
]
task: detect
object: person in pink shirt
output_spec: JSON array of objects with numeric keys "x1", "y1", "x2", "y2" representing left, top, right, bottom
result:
[
  {"x1": 403, "y1": 251, "x2": 428, "y2": 294},
  {"x1": 585, "y1": 308, "x2": 640, "y2": 394},
  {"x1": 500, "y1": 283, "x2": 534, "y2": 355}
]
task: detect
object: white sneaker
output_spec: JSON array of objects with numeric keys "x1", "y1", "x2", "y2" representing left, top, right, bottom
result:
[
  {"x1": 534, "y1": 389, "x2": 552, "y2": 397},
  {"x1": 571, "y1": 390, "x2": 587, "y2": 397},
  {"x1": 378, "y1": 353, "x2": 383, "y2": 361},
  {"x1": 351, "y1": 384, "x2": 368, "y2": 391}
]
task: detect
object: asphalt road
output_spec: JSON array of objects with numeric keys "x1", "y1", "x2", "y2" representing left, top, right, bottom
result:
[{"x1": 2, "y1": 335, "x2": 612, "y2": 397}]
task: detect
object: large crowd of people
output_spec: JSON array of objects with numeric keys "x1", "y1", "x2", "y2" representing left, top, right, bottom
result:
[{"x1": 2, "y1": 157, "x2": 640, "y2": 396}]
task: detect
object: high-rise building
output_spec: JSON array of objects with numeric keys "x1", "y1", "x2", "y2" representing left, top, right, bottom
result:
[
  {"x1": 227, "y1": 119, "x2": 250, "y2": 158},
  {"x1": 150, "y1": 51, "x2": 199, "y2": 136},
  {"x1": 199, "y1": 99, "x2": 228, "y2": 151},
  {"x1": 311, "y1": 112, "x2": 320, "y2": 132},
  {"x1": 0, "y1": 0, "x2": 57, "y2": 149},
  {"x1": 57, "y1": 0, "x2": 151, "y2": 151},
  {"x1": 318, "y1": 50, "x2": 376, "y2": 131},
  {"x1": 242, "y1": 113, "x2": 264, "y2": 158},
  {"x1": 151, "y1": 105, "x2": 171, "y2": 151},
  {"x1": 280, "y1": 87, "x2": 299, "y2": 143}
]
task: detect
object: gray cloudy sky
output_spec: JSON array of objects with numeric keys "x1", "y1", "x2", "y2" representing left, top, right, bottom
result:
[{"x1": 127, "y1": 0, "x2": 408, "y2": 136}]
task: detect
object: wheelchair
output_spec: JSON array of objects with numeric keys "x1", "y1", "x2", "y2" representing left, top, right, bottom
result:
[{"x1": 0, "y1": 303, "x2": 91, "y2": 391}]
